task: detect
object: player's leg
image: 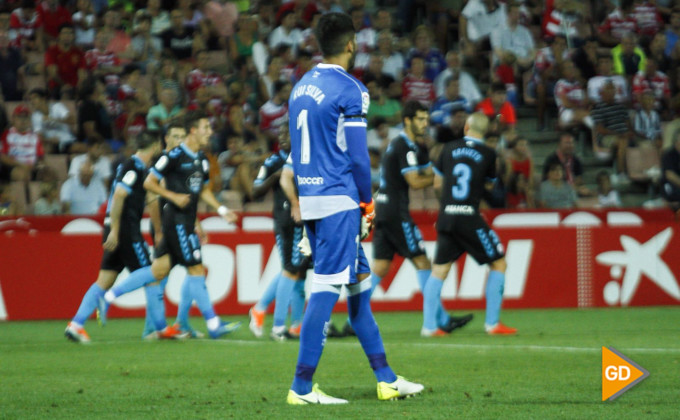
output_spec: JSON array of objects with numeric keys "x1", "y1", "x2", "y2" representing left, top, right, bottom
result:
[
  {"x1": 422, "y1": 231, "x2": 462, "y2": 336},
  {"x1": 370, "y1": 222, "x2": 395, "y2": 295},
  {"x1": 485, "y1": 256, "x2": 516, "y2": 334},
  {"x1": 142, "y1": 277, "x2": 169, "y2": 339},
  {"x1": 65, "y1": 269, "x2": 118, "y2": 343},
  {"x1": 271, "y1": 223, "x2": 302, "y2": 340},
  {"x1": 249, "y1": 273, "x2": 281, "y2": 337},
  {"x1": 103, "y1": 250, "x2": 166, "y2": 304},
  {"x1": 288, "y1": 278, "x2": 306, "y2": 337}
]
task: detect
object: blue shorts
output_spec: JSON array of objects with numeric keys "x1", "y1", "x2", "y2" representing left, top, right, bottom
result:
[{"x1": 304, "y1": 208, "x2": 370, "y2": 285}]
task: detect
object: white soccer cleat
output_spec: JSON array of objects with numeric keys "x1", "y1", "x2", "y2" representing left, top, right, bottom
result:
[
  {"x1": 287, "y1": 384, "x2": 348, "y2": 405},
  {"x1": 377, "y1": 376, "x2": 424, "y2": 401},
  {"x1": 249, "y1": 307, "x2": 264, "y2": 338},
  {"x1": 64, "y1": 322, "x2": 91, "y2": 343}
]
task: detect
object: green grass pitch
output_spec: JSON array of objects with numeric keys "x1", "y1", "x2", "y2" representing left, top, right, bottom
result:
[{"x1": 1, "y1": 307, "x2": 678, "y2": 419}]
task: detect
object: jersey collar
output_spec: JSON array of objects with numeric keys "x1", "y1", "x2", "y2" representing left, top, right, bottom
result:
[
  {"x1": 316, "y1": 63, "x2": 346, "y2": 72},
  {"x1": 132, "y1": 154, "x2": 146, "y2": 169},
  {"x1": 180, "y1": 143, "x2": 199, "y2": 159},
  {"x1": 278, "y1": 149, "x2": 289, "y2": 160},
  {"x1": 399, "y1": 131, "x2": 417, "y2": 148},
  {"x1": 463, "y1": 135, "x2": 484, "y2": 145}
]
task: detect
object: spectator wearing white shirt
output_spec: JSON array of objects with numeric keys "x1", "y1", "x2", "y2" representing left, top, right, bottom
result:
[
  {"x1": 490, "y1": 3, "x2": 535, "y2": 70},
  {"x1": 587, "y1": 55, "x2": 630, "y2": 105},
  {"x1": 268, "y1": 10, "x2": 303, "y2": 54},
  {"x1": 28, "y1": 88, "x2": 75, "y2": 153},
  {"x1": 68, "y1": 142, "x2": 111, "y2": 188},
  {"x1": 72, "y1": 0, "x2": 95, "y2": 49},
  {"x1": 460, "y1": 0, "x2": 507, "y2": 72},
  {"x1": 375, "y1": 30, "x2": 404, "y2": 81},
  {"x1": 60, "y1": 159, "x2": 107, "y2": 214},
  {"x1": 434, "y1": 50, "x2": 483, "y2": 107}
]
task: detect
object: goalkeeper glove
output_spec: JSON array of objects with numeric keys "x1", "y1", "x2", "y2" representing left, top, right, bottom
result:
[
  {"x1": 297, "y1": 226, "x2": 312, "y2": 257},
  {"x1": 359, "y1": 199, "x2": 375, "y2": 240}
]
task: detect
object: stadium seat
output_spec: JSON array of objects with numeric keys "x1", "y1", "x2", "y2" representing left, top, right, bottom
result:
[
  {"x1": 44, "y1": 154, "x2": 69, "y2": 182},
  {"x1": 576, "y1": 197, "x2": 600, "y2": 208},
  {"x1": 626, "y1": 146, "x2": 661, "y2": 184}
]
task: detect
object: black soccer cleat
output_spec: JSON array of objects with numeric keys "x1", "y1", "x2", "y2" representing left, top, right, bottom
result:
[
  {"x1": 342, "y1": 322, "x2": 356, "y2": 337},
  {"x1": 440, "y1": 313, "x2": 474, "y2": 333}
]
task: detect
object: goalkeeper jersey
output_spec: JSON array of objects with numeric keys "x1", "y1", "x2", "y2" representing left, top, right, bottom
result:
[{"x1": 288, "y1": 63, "x2": 371, "y2": 220}]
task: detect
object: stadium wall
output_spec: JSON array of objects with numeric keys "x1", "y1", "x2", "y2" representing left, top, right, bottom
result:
[{"x1": 1, "y1": 209, "x2": 679, "y2": 321}]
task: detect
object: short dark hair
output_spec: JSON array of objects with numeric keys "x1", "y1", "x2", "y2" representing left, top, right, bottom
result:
[
  {"x1": 135, "y1": 131, "x2": 160, "y2": 150},
  {"x1": 184, "y1": 111, "x2": 209, "y2": 132},
  {"x1": 273, "y1": 80, "x2": 290, "y2": 96},
  {"x1": 315, "y1": 12, "x2": 356, "y2": 57},
  {"x1": 29, "y1": 88, "x2": 47, "y2": 98},
  {"x1": 491, "y1": 82, "x2": 506, "y2": 93},
  {"x1": 58, "y1": 23, "x2": 74, "y2": 33},
  {"x1": 402, "y1": 100, "x2": 428, "y2": 122}
]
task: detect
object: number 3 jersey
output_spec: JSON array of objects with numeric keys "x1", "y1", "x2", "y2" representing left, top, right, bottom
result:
[
  {"x1": 434, "y1": 136, "x2": 496, "y2": 230},
  {"x1": 150, "y1": 143, "x2": 210, "y2": 223},
  {"x1": 288, "y1": 63, "x2": 370, "y2": 220}
]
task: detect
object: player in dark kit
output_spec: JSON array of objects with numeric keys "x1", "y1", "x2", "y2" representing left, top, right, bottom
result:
[
  {"x1": 65, "y1": 132, "x2": 169, "y2": 343},
  {"x1": 100, "y1": 112, "x2": 242, "y2": 339},
  {"x1": 249, "y1": 123, "x2": 309, "y2": 341},
  {"x1": 371, "y1": 101, "x2": 473, "y2": 337},
  {"x1": 423, "y1": 112, "x2": 517, "y2": 335}
]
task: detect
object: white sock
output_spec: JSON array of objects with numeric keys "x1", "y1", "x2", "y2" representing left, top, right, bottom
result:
[
  {"x1": 69, "y1": 321, "x2": 82, "y2": 329},
  {"x1": 207, "y1": 316, "x2": 220, "y2": 331},
  {"x1": 272, "y1": 325, "x2": 286, "y2": 334},
  {"x1": 104, "y1": 290, "x2": 116, "y2": 303}
]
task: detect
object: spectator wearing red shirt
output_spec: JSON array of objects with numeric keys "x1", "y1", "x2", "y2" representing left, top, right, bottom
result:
[
  {"x1": 36, "y1": 0, "x2": 71, "y2": 42},
  {"x1": 185, "y1": 49, "x2": 227, "y2": 101},
  {"x1": 45, "y1": 23, "x2": 86, "y2": 99},
  {"x1": 476, "y1": 82, "x2": 517, "y2": 137},
  {"x1": 631, "y1": 56, "x2": 671, "y2": 116},
  {"x1": 598, "y1": 0, "x2": 638, "y2": 47},
  {"x1": 9, "y1": 0, "x2": 43, "y2": 50},
  {"x1": 632, "y1": 0, "x2": 664, "y2": 41},
  {"x1": 401, "y1": 55, "x2": 435, "y2": 108},
  {"x1": 554, "y1": 61, "x2": 593, "y2": 130},
  {"x1": 0, "y1": 105, "x2": 47, "y2": 182},
  {"x1": 259, "y1": 80, "x2": 290, "y2": 150},
  {"x1": 114, "y1": 96, "x2": 148, "y2": 144},
  {"x1": 85, "y1": 31, "x2": 123, "y2": 89}
]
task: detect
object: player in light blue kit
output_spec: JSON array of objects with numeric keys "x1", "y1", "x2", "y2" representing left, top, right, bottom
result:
[{"x1": 285, "y1": 12, "x2": 424, "y2": 405}]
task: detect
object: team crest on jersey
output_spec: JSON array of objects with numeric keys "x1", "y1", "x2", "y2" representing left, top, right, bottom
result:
[
  {"x1": 361, "y1": 91, "x2": 370, "y2": 114},
  {"x1": 202, "y1": 159, "x2": 209, "y2": 173},
  {"x1": 155, "y1": 155, "x2": 169, "y2": 171},
  {"x1": 122, "y1": 170, "x2": 137, "y2": 187},
  {"x1": 406, "y1": 151, "x2": 417, "y2": 166},
  {"x1": 193, "y1": 249, "x2": 201, "y2": 261},
  {"x1": 187, "y1": 171, "x2": 203, "y2": 193}
]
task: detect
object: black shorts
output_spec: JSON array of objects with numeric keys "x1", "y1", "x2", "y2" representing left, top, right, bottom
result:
[
  {"x1": 155, "y1": 221, "x2": 202, "y2": 267},
  {"x1": 372, "y1": 220, "x2": 427, "y2": 260},
  {"x1": 100, "y1": 226, "x2": 151, "y2": 272},
  {"x1": 433, "y1": 215, "x2": 504, "y2": 265},
  {"x1": 275, "y1": 219, "x2": 310, "y2": 275}
]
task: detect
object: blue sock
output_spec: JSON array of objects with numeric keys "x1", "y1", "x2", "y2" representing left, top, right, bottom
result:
[
  {"x1": 416, "y1": 269, "x2": 430, "y2": 293},
  {"x1": 255, "y1": 273, "x2": 282, "y2": 312},
  {"x1": 369, "y1": 272, "x2": 383, "y2": 296},
  {"x1": 175, "y1": 276, "x2": 193, "y2": 328},
  {"x1": 143, "y1": 277, "x2": 168, "y2": 334},
  {"x1": 291, "y1": 287, "x2": 339, "y2": 395},
  {"x1": 485, "y1": 270, "x2": 505, "y2": 326},
  {"x1": 348, "y1": 282, "x2": 397, "y2": 383},
  {"x1": 187, "y1": 275, "x2": 216, "y2": 321},
  {"x1": 110, "y1": 266, "x2": 155, "y2": 299},
  {"x1": 273, "y1": 274, "x2": 296, "y2": 327},
  {"x1": 72, "y1": 284, "x2": 105, "y2": 325},
  {"x1": 144, "y1": 282, "x2": 167, "y2": 331},
  {"x1": 290, "y1": 281, "x2": 306, "y2": 325},
  {"x1": 423, "y1": 275, "x2": 444, "y2": 331}
]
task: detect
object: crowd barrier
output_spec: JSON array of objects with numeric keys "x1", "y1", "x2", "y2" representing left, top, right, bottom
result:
[{"x1": 1, "y1": 209, "x2": 678, "y2": 321}]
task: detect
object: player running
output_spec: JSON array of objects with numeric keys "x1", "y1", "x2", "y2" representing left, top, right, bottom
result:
[
  {"x1": 64, "y1": 132, "x2": 180, "y2": 343},
  {"x1": 249, "y1": 123, "x2": 309, "y2": 341},
  {"x1": 423, "y1": 112, "x2": 517, "y2": 336},
  {"x1": 371, "y1": 100, "x2": 473, "y2": 337},
  {"x1": 98, "y1": 112, "x2": 241, "y2": 339},
  {"x1": 285, "y1": 12, "x2": 423, "y2": 404}
]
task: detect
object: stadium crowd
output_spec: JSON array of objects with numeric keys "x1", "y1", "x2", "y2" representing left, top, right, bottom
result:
[{"x1": 3, "y1": 0, "x2": 680, "y2": 217}]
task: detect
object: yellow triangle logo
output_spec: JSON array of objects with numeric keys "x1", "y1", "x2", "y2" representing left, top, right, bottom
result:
[{"x1": 602, "y1": 347, "x2": 649, "y2": 401}]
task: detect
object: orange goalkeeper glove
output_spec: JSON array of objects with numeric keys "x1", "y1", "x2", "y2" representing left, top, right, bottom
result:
[{"x1": 359, "y1": 199, "x2": 375, "y2": 240}]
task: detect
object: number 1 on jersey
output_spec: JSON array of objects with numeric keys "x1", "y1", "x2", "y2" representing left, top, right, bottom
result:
[{"x1": 297, "y1": 109, "x2": 310, "y2": 164}]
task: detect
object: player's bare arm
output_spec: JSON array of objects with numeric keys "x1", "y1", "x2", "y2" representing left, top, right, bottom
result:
[
  {"x1": 404, "y1": 166, "x2": 434, "y2": 189},
  {"x1": 103, "y1": 185, "x2": 129, "y2": 252},
  {"x1": 280, "y1": 166, "x2": 301, "y2": 223},
  {"x1": 144, "y1": 171, "x2": 191, "y2": 209},
  {"x1": 146, "y1": 192, "x2": 163, "y2": 245},
  {"x1": 252, "y1": 168, "x2": 282, "y2": 199},
  {"x1": 199, "y1": 185, "x2": 238, "y2": 224}
]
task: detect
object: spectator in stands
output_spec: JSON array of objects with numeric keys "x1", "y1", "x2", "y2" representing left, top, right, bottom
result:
[
  {"x1": 45, "y1": 23, "x2": 86, "y2": 100},
  {"x1": 665, "y1": 8, "x2": 680, "y2": 58},
  {"x1": 146, "y1": 87, "x2": 183, "y2": 132},
  {"x1": 9, "y1": 0, "x2": 43, "y2": 51},
  {"x1": 632, "y1": 0, "x2": 664, "y2": 44},
  {"x1": 76, "y1": 77, "x2": 113, "y2": 151},
  {"x1": 598, "y1": 0, "x2": 638, "y2": 48},
  {"x1": 506, "y1": 172, "x2": 530, "y2": 209},
  {"x1": 185, "y1": 49, "x2": 228, "y2": 102},
  {"x1": 218, "y1": 133, "x2": 258, "y2": 201},
  {"x1": 36, "y1": 0, "x2": 71, "y2": 44},
  {"x1": 554, "y1": 61, "x2": 593, "y2": 130},
  {"x1": 572, "y1": 37, "x2": 599, "y2": 82},
  {"x1": 596, "y1": 170, "x2": 622, "y2": 207},
  {"x1": 28, "y1": 87, "x2": 75, "y2": 153},
  {"x1": 217, "y1": 104, "x2": 261, "y2": 154},
  {"x1": 402, "y1": 55, "x2": 435, "y2": 108},
  {"x1": 130, "y1": 13, "x2": 163, "y2": 74},
  {"x1": 490, "y1": 2, "x2": 535, "y2": 75},
  {"x1": 661, "y1": 129, "x2": 680, "y2": 205},
  {"x1": 434, "y1": 49, "x2": 482, "y2": 107},
  {"x1": 259, "y1": 54, "x2": 285, "y2": 102},
  {"x1": 68, "y1": 140, "x2": 111, "y2": 188},
  {"x1": 504, "y1": 137, "x2": 535, "y2": 207},
  {"x1": 406, "y1": 25, "x2": 446, "y2": 83},
  {"x1": 375, "y1": 30, "x2": 404, "y2": 82},
  {"x1": 33, "y1": 180, "x2": 62, "y2": 214},
  {"x1": 542, "y1": 0, "x2": 590, "y2": 45},
  {"x1": 60, "y1": 158, "x2": 106, "y2": 214},
  {"x1": 72, "y1": 0, "x2": 94, "y2": 50},
  {"x1": 365, "y1": 75, "x2": 401, "y2": 128},
  {"x1": 0, "y1": 182, "x2": 20, "y2": 215},
  {"x1": 178, "y1": 0, "x2": 204, "y2": 30},
  {"x1": 538, "y1": 162, "x2": 577, "y2": 208},
  {"x1": 367, "y1": 116, "x2": 399, "y2": 152},
  {"x1": 268, "y1": 9, "x2": 303, "y2": 54},
  {"x1": 476, "y1": 82, "x2": 517, "y2": 138},
  {"x1": 590, "y1": 81, "x2": 633, "y2": 176},
  {"x1": 435, "y1": 106, "x2": 468, "y2": 147},
  {"x1": 526, "y1": 35, "x2": 568, "y2": 130},
  {"x1": 634, "y1": 90, "x2": 663, "y2": 147},
  {"x1": 85, "y1": 31, "x2": 123, "y2": 91},
  {"x1": 612, "y1": 31, "x2": 646, "y2": 82},
  {"x1": 114, "y1": 96, "x2": 147, "y2": 144},
  {"x1": 543, "y1": 132, "x2": 592, "y2": 196},
  {"x1": 0, "y1": 104, "x2": 49, "y2": 182},
  {"x1": 631, "y1": 56, "x2": 671, "y2": 117},
  {"x1": 648, "y1": 32, "x2": 671, "y2": 74},
  {"x1": 155, "y1": 56, "x2": 183, "y2": 107},
  {"x1": 0, "y1": 29, "x2": 24, "y2": 101},
  {"x1": 459, "y1": 0, "x2": 507, "y2": 73},
  {"x1": 349, "y1": 6, "x2": 375, "y2": 70},
  {"x1": 259, "y1": 80, "x2": 291, "y2": 150},
  {"x1": 161, "y1": 8, "x2": 199, "y2": 62},
  {"x1": 99, "y1": 8, "x2": 132, "y2": 58},
  {"x1": 430, "y1": 77, "x2": 470, "y2": 127},
  {"x1": 587, "y1": 55, "x2": 630, "y2": 105},
  {"x1": 138, "y1": 0, "x2": 170, "y2": 37},
  {"x1": 229, "y1": 13, "x2": 258, "y2": 62}
]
